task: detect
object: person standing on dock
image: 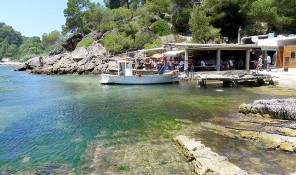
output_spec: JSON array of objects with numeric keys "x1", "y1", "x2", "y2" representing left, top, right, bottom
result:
[
  {"x1": 256, "y1": 55, "x2": 263, "y2": 73},
  {"x1": 266, "y1": 55, "x2": 271, "y2": 71}
]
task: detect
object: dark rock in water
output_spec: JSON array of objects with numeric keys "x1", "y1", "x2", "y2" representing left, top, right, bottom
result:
[
  {"x1": 239, "y1": 98, "x2": 296, "y2": 120},
  {"x1": 14, "y1": 63, "x2": 28, "y2": 71}
]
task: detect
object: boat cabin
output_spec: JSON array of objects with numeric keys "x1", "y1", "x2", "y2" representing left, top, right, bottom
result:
[{"x1": 117, "y1": 60, "x2": 133, "y2": 76}]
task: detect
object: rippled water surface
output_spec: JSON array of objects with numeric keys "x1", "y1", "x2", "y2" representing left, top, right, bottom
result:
[{"x1": 1, "y1": 66, "x2": 296, "y2": 174}]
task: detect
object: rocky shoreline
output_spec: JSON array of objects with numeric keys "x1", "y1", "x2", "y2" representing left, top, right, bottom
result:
[
  {"x1": 172, "y1": 98, "x2": 296, "y2": 174},
  {"x1": 15, "y1": 42, "x2": 117, "y2": 75}
]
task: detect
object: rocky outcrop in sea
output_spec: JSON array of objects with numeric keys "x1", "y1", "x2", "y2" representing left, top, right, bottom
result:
[
  {"x1": 15, "y1": 31, "x2": 120, "y2": 75},
  {"x1": 15, "y1": 42, "x2": 116, "y2": 75}
]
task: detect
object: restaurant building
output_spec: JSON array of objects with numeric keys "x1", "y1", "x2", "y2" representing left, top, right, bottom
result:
[{"x1": 164, "y1": 34, "x2": 296, "y2": 72}]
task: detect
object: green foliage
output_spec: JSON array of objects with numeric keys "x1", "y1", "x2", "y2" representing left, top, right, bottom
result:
[
  {"x1": 104, "y1": 0, "x2": 145, "y2": 9},
  {"x1": 134, "y1": 32, "x2": 156, "y2": 49},
  {"x1": 99, "y1": 8, "x2": 134, "y2": 32},
  {"x1": 0, "y1": 22, "x2": 22, "y2": 46},
  {"x1": 41, "y1": 30, "x2": 63, "y2": 52},
  {"x1": 136, "y1": 3, "x2": 157, "y2": 28},
  {"x1": 189, "y1": 5, "x2": 221, "y2": 43},
  {"x1": 18, "y1": 37, "x2": 45, "y2": 61},
  {"x1": 101, "y1": 33, "x2": 133, "y2": 52},
  {"x1": 81, "y1": 2, "x2": 104, "y2": 34},
  {"x1": 0, "y1": 38, "x2": 9, "y2": 58},
  {"x1": 143, "y1": 38, "x2": 163, "y2": 49},
  {"x1": 119, "y1": 22, "x2": 139, "y2": 36},
  {"x1": 63, "y1": 0, "x2": 104, "y2": 34},
  {"x1": 171, "y1": 7, "x2": 192, "y2": 33},
  {"x1": 0, "y1": 22, "x2": 22, "y2": 59},
  {"x1": 204, "y1": 0, "x2": 246, "y2": 42},
  {"x1": 77, "y1": 37, "x2": 95, "y2": 47},
  {"x1": 151, "y1": 20, "x2": 171, "y2": 36}
]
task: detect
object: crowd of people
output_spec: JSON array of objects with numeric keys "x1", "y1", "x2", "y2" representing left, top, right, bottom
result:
[
  {"x1": 133, "y1": 57, "x2": 185, "y2": 72},
  {"x1": 132, "y1": 54, "x2": 272, "y2": 73}
]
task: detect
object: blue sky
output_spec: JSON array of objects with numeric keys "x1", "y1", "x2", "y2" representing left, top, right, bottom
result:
[{"x1": 0, "y1": 0, "x2": 104, "y2": 37}]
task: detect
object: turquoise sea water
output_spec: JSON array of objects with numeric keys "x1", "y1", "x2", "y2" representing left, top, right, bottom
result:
[{"x1": 1, "y1": 65, "x2": 296, "y2": 174}]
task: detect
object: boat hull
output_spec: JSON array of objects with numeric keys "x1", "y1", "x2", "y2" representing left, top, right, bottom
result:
[{"x1": 100, "y1": 72, "x2": 179, "y2": 85}]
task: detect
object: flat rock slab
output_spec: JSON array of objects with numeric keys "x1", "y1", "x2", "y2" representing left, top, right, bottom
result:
[{"x1": 173, "y1": 135, "x2": 248, "y2": 175}]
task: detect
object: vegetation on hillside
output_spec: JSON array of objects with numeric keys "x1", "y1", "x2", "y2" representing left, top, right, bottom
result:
[{"x1": 1, "y1": 0, "x2": 296, "y2": 61}]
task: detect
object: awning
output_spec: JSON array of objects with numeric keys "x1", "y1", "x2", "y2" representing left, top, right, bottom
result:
[
  {"x1": 152, "y1": 53, "x2": 165, "y2": 58},
  {"x1": 163, "y1": 50, "x2": 185, "y2": 57}
]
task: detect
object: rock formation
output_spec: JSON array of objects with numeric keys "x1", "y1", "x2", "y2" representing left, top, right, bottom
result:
[
  {"x1": 239, "y1": 98, "x2": 296, "y2": 120},
  {"x1": 15, "y1": 42, "x2": 117, "y2": 75}
]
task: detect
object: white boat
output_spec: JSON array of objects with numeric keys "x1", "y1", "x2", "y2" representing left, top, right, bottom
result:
[{"x1": 100, "y1": 60, "x2": 179, "y2": 84}]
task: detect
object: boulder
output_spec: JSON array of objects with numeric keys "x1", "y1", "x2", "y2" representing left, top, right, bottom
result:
[
  {"x1": 279, "y1": 142, "x2": 294, "y2": 152},
  {"x1": 14, "y1": 63, "x2": 28, "y2": 71},
  {"x1": 25, "y1": 56, "x2": 43, "y2": 69},
  {"x1": 85, "y1": 31, "x2": 103, "y2": 40},
  {"x1": 43, "y1": 55, "x2": 62, "y2": 65}
]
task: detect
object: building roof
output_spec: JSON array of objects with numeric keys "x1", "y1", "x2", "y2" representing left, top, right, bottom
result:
[
  {"x1": 165, "y1": 43, "x2": 278, "y2": 50},
  {"x1": 163, "y1": 50, "x2": 185, "y2": 56},
  {"x1": 138, "y1": 47, "x2": 165, "y2": 52},
  {"x1": 258, "y1": 36, "x2": 296, "y2": 47}
]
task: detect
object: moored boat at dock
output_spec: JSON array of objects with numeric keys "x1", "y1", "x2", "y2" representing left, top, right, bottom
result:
[{"x1": 100, "y1": 60, "x2": 179, "y2": 84}]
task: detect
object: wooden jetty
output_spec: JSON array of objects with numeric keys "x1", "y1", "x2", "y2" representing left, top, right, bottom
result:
[{"x1": 195, "y1": 73, "x2": 275, "y2": 88}]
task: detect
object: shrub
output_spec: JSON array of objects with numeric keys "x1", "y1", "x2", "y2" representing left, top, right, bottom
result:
[
  {"x1": 151, "y1": 20, "x2": 171, "y2": 36},
  {"x1": 77, "y1": 37, "x2": 94, "y2": 47}
]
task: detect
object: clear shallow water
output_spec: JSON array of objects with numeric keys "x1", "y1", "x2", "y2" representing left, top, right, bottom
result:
[{"x1": 0, "y1": 66, "x2": 296, "y2": 174}]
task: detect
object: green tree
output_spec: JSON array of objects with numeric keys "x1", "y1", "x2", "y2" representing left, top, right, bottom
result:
[
  {"x1": 0, "y1": 38, "x2": 9, "y2": 58},
  {"x1": 151, "y1": 19, "x2": 171, "y2": 36},
  {"x1": 81, "y1": 2, "x2": 104, "y2": 33},
  {"x1": 41, "y1": 30, "x2": 62, "y2": 51},
  {"x1": 146, "y1": 0, "x2": 172, "y2": 17},
  {"x1": 99, "y1": 8, "x2": 133, "y2": 32},
  {"x1": 171, "y1": 0, "x2": 194, "y2": 33},
  {"x1": 248, "y1": 0, "x2": 277, "y2": 34},
  {"x1": 189, "y1": 5, "x2": 220, "y2": 43},
  {"x1": 6, "y1": 44, "x2": 18, "y2": 58},
  {"x1": 204, "y1": 0, "x2": 246, "y2": 42},
  {"x1": 275, "y1": 0, "x2": 296, "y2": 33},
  {"x1": 0, "y1": 22, "x2": 22, "y2": 46},
  {"x1": 134, "y1": 31, "x2": 156, "y2": 48},
  {"x1": 104, "y1": 0, "x2": 145, "y2": 9},
  {"x1": 136, "y1": 2, "x2": 157, "y2": 29},
  {"x1": 101, "y1": 33, "x2": 133, "y2": 52},
  {"x1": 63, "y1": 0, "x2": 91, "y2": 34}
]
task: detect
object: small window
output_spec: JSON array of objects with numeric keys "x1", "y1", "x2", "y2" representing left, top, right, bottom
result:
[{"x1": 291, "y1": 51, "x2": 295, "y2": 59}]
